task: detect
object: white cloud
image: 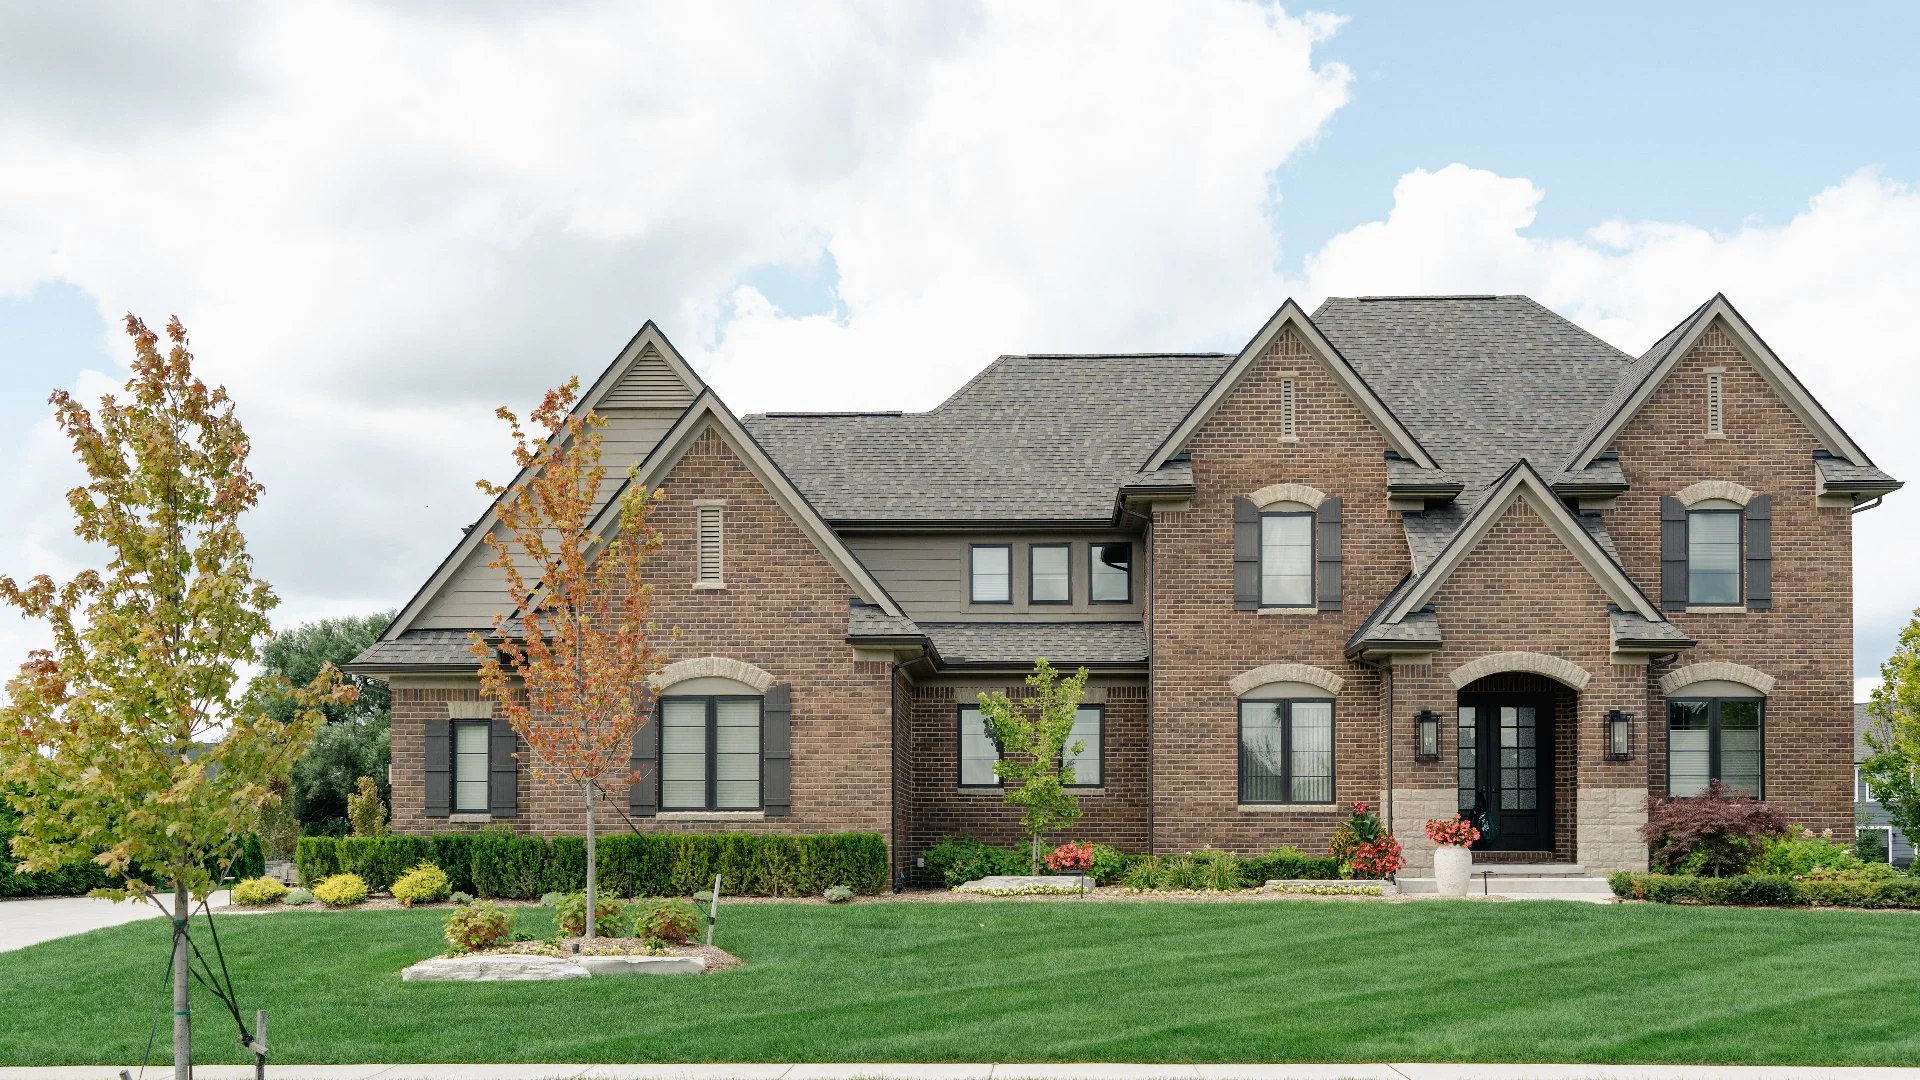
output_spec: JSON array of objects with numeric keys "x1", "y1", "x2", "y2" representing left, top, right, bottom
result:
[
  {"x1": 0, "y1": 0, "x2": 1350, "y2": 664},
  {"x1": 1296, "y1": 163, "x2": 1920, "y2": 673}
]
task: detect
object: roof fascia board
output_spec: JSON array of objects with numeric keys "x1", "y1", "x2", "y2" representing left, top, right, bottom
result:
[
  {"x1": 382, "y1": 322, "x2": 705, "y2": 642},
  {"x1": 1144, "y1": 300, "x2": 1437, "y2": 471},
  {"x1": 1390, "y1": 463, "x2": 1662, "y2": 622},
  {"x1": 586, "y1": 391, "x2": 906, "y2": 618},
  {"x1": 1571, "y1": 297, "x2": 1870, "y2": 469}
]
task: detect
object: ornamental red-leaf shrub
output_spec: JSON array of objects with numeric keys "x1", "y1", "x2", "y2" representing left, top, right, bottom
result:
[
  {"x1": 1045, "y1": 842, "x2": 1094, "y2": 873},
  {"x1": 1641, "y1": 781, "x2": 1790, "y2": 876},
  {"x1": 635, "y1": 899, "x2": 701, "y2": 945},
  {"x1": 444, "y1": 900, "x2": 513, "y2": 954}
]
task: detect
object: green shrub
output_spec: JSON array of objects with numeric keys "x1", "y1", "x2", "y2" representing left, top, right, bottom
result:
[
  {"x1": 444, "y1": 899, "x2": 513, "y2": 954},
  {"x1": 449, "y1": 891, "x2": 472, "y2": 906},
  {"x1": 1121, "y1": 856, "x2": 1160, "y2": 892},
  {"x1": 470, "y1": 832, "x2": 547, "y2": 899},
  {"x1": 1239, "y1": 845, "x2": 1341, "y2": 883},
  {"x1": 544, "y1": 836, "x2": 588, "y2": 894},
  {"x1": 555, "y1": 891, "x2": 627, "y2": 936},
  {"x1": 1607, "y1": 871, "x2": 1637, "y2": 899},
  {"x1": 230, "y1": 834, "x2": 267, "y2": 882},
  {"x1": 635, "y1": 898, "x2": 701, "y2": 944},
  {"x1": 925, "y1": 836, "x2": 1027, "y2": 887},
  {"x1": 313, "y1": 872, "x2": 369, "y2": 908},
  {"x1": 824, "y1": 884, "x2": 854, "y2": 903},
  {"x1": 230, "y1": 876, "x2": 288, "y2": 906},
  {"x1": 294, "y1": 836, "x2": 340, "y2": 888},
  {"x1": 391, "y1": 862, "x2": 451, "y2": 906},
  {"x1": 285, "y1": 887, "x2": 314, "y2": 906},
  {"x1": 431, "y1": 834, "x2": 477, "y2": 896},
  {"x1": 1087, "y1": 843, "x2": 1137, "y2": 884},
  {"x1": 1755, "y1": 831, "x2": 1863, "y2": 877},
  {"x1": 1870, "y1": 875, "x2": 1920, "y2": 908},
  {"x1": 334, "y1": 834, "x2": 432, "y2": 893},
  {"x1": 1717, "y1": 874, "x2": 1799, "y2": 906}
]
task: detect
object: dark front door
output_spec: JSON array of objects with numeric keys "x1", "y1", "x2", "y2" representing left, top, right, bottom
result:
[{"x1": 1457, "y1": 695, "x2": 1554, "y2": 852}]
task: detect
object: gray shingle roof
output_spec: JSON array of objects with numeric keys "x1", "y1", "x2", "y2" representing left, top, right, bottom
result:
[
  {"x1": 744, "y1": 354, "x2": 1231, "y2": 524},
  {"x1": 847, "y1": 603, "x2": 921, "y2": 638},
  {"x1": 1562, "y1": 298, "x2": 1715, "y2": 471},
  {"x1": 349, "y1": 630, "x2": 483, "y2": 670},
  {"x1": 1312, "y1": 296, "x2": 1635, "y2": 507},
  {"x1": 920, "y1": 622, "x2": 1148, "y2": 667},
  {"x1": 1816, "y1": 456, "x2": 1902, "y2": 495},
  {"x1": 1609, "y1": 609, "x2": 1694, "y2": 647}
]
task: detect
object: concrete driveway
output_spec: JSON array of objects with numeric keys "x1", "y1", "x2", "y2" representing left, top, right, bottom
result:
[{"x1": 0, "y1": 890, "x2": 230, "y2": 953}]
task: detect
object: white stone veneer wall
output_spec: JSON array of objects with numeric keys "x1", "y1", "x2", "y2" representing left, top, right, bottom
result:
[
  {"x1": 1577, "y1": 787, "x2": 1649, "y2": 872},
  {"x1": 1389, "y1": 788, "x2": 1460, "y2": 874}
]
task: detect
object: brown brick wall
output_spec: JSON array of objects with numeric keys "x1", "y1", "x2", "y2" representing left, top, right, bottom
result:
[
  {"x1": 391, "y1": 424, "x2": 895, "y2": 846},
  {"x1": 900, "y1": 679, "x2": 1149, "y2": 879},
  {"x1": 1603, "y1": 319, "x2": 1853, "y2": 833},
  {"x1": 1381, "y1": 499, "x2": 1655, "y2": 857},
  {"x1": 1149, "y1": 325, "x2": 1395, "y2": 855}
]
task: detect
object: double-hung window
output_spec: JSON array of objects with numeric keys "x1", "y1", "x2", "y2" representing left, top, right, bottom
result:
[
  {"x1": 452, "y1": 720, "x2": 491, "y2": 814},
  {"x1": 1687, "y1": 509, "x2": 1742, "y2": 606},
  {"x1": 1259, "y1": 511, "x2": 1314, "y2": 607},
  {"x1": 1030, "y1": 544, "x2": 1071, "y2": 604},
  {"x1": 958, "y1": 705, "x2": 1000, "y2": 787},
  {"x1": 970, "y1": 544, "x2": 1012, "y2": 604},
  {"x1": 1238, "y1": 699, "x2": 1334, "y2": 804},
  {"x1": 660, "y1": 695, "x2": 763, "y2": 810},
  {"x1": 1667, "y1": 697, "x2": 1763, "y2": 798},
  {"x1": 1090, "y1": 542, "x2": 1132, "y2": 603},
  {"x1": 1064, "y1": 705, "x2": 1103, "y2": 787}
]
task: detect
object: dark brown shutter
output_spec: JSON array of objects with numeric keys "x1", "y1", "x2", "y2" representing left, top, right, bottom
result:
[
  {"x1": 488, "y1": 717, "x2": 518, "y2": 818},
  {"x1": 628, "y1": 715, "x2": 659, "y2": 817},
  {"x1": 763, "y1": 683, "x2": 792, "y2": 817},
  {"x1": 423, "y1": 715, "x2": 451, "y2": 819},
  {"x1": 1660, "y1": 496, "x2": 1689, "y2": 611},
  {"x1": 1233, "y1": 496, "x2": 1260, "y2": 610},
  {"x1": 1315, "y1": 497, "x2": 1343, "y2": 611},
  {"x1": 1745, "y1": 494, "x2": 1772, "y2": 610}
]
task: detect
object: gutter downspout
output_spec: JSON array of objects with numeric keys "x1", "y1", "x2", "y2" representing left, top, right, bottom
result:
[
  {"x1": 1851, "y1": 496, "x2": 1884, "y2": 515},
  {"x1": 1144, "y1": 513, "x2": 1156, "y2": 856}
]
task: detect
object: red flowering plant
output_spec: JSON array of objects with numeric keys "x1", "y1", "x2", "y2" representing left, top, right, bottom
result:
[
  {"x1": 1329, "y1": 801, "x2": 1406, "y2": 879},
  {"x1": 1425, "y1": 815, "x2": 1481, "y2": 848},
  {"x1": 1045, "y1": 841, "x2": 1094, "y2": 873}
]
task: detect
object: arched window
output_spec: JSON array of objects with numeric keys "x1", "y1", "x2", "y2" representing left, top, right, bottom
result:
[
  {"x1": 1237, "y1": 679, "x2": 1335, "y2": 805},
  {"x1": 660, "y1": 675, "x2": 763, "y2": 811}
]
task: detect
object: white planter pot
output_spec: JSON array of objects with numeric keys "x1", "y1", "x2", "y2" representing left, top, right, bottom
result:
[{"x1": 1434, "y1": 844, "x2": 1472, "y2": 897}]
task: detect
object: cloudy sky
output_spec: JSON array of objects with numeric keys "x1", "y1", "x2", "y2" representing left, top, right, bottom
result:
[{"x1": 1, "y1": 2, "x2": 1916, "y2": 699}]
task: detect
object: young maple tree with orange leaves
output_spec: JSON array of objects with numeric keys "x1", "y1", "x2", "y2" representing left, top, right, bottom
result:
[{"x1": 471, "y1": 378, "x2": 668, "y2": 938}]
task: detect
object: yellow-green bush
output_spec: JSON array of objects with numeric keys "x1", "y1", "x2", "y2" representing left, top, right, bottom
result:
[
  {"x1": 231, "y1": 876, "x2": 289, "y2": 906},
  {"x1": 391, "y1": 862, "x2": 451, "y2": 906},
  {"x1": 313, "y1": 872, "x2": 369, "y2": 908}
]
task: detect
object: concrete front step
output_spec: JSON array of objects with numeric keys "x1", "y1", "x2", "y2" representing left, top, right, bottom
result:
[
  {"x1": 1471, "y1": 863, "x2": 1589, "y2": 876},
  {"x1": 1398, "y1": 876, "x2": 1615, "y2": 901}
]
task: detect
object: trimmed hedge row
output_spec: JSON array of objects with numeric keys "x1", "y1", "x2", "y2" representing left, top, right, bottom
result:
[
  {"x1": 297, "y1": 831, "x2": 889, "y2": 898},
  {"x1": 1609, "y1": 871, "x2": 1920, "y2": 909},
  {"x1": 925, "y1": 836, "x2": 1344, "y2": 889}
]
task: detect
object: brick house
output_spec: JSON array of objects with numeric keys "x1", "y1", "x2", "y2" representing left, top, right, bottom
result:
[{"x1": 349, "y1": 294, "x2": 1899, "y2": 878}]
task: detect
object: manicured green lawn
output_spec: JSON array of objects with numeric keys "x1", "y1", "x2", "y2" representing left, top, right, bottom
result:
[{"x1": 3, "y1": 898, "x2": 1919, "y2": 1066}]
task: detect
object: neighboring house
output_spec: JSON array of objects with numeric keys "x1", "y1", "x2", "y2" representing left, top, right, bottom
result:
[
  {"x1": 347, "y1": 294, "x2": 1900, "y2": 877},
  {"x1": 1855, "y1": 702, "x2": 1914, "y2": 867}
]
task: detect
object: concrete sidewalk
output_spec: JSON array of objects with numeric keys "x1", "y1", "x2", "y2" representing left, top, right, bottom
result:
[
  {"x1": 4, "y1": 1064, "x2": 1918, "y2": 1080},
  {"x1": 0, "y1": 891, "x2": 231, "y2": 954}
]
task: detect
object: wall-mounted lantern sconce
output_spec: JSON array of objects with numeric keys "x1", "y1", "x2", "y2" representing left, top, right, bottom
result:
[
  {"x1": 1415, "y1": 709, "x2": 1440, "y2": 762},
  {"x1": 1606, "y1": 709, "x2": 1635, "y2": 761}
]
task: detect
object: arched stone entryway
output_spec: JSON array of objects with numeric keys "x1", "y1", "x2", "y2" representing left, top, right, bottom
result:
[{"x1": 1455, "y1": 671, "x2": 1580, "y2": 860}]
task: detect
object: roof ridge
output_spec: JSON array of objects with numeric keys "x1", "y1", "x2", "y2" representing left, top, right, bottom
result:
[{"x1": 1512, "y1": 296, "x2": 1636, "y2": 362}]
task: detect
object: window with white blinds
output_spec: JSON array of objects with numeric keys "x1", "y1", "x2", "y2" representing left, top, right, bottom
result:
[
  {"x1": 696, "y1": 505, "x2": 724, "y2": 585},
  {"x1": 660, "y1": 694, "x2": 762, "y2": 811}
]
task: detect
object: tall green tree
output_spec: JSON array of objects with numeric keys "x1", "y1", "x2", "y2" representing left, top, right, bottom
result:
[
  {"x1": 247, "y1": 613, "x2": 394, "y2": 830},
  {"x1": 0, "y1": 315, "x2": 352, "y2": 1078},
  {"x1": 978, "y1": 659, "x2": 1091, "y2": 874},
  {"x1": 1863, "y1": 610, "x2": 1920, "y2": 845}
]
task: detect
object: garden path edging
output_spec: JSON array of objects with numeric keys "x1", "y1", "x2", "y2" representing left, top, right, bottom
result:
[{"x1": 400, "y1": 953, "x2": 707, "y2": 981}]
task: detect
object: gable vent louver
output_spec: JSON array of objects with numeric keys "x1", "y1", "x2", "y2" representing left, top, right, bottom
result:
[
  {"x1": 696, "y1": 505, "x2": 724, "y2": 585},
  {"x1": 1706, "y1": 371, "x2": 1724, "y2": 437}
]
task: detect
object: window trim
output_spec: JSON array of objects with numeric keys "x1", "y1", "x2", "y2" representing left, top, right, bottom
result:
[
  {"x1": 956, "y1": 704, "x2": 1002, "y2": 789},
  {"x1": 1666, "y1": 696, "x2": 1765, "y2": 799},
  {"x1": 968, "y1": 543, "x2": 1014, "y2": 605},
  {"x1": 659, "y1": 693, "x2": 764, "y2": 812},
  {"x1": 1237, "y1": 697, "x2": 1336, "y2": 805},
  {"x1": 1028, "y1": 543, "x2": 1073, "y2": 606},
  {"x1": 1064, "y1": 704, "x2": 1104, "y2": 788},
  {"x1": 451, "y1": 719, "x2": 492, "y2": 815},
  {"x1": 1257, "y1": 509, "x2": 1316, "y2": 609},
  {"x1": 1089, "y1": 541, "x2": 1134, "y2": 605},
  {"x1": 1685, "y1": 507, "x2": 1744, "y2": 606}
]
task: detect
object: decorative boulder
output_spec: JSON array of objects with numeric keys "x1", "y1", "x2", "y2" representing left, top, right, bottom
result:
[{"x1": 401, "y1": 954, "x2": 589, "y2": 982}]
